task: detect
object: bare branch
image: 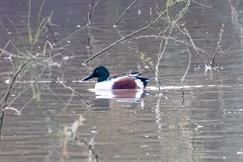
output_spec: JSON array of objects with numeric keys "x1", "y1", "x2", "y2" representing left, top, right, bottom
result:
[
  {"x1": 82, "y1": 11, "x2": 166, "y2": 65},
  {"x1": 1, "y1": 59, "x2": 31, "y2": 111},
  {"x1": 154, "y1": 0, "x2": 191, "y2": 93}
]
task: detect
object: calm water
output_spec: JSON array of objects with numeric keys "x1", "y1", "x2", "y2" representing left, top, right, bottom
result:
[{"x1": 1, "y1": 0, "x2": 243, "y2": 162}]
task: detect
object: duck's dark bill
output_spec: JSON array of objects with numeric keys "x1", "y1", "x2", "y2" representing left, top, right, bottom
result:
[{"x1": 82, "y1": 73, "x2": 94, "y2": 81}]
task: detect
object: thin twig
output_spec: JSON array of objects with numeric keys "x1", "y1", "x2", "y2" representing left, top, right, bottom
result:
[
  {"x1": 154, "y1": 0, "x2": 160, "y2": 12},
  {"x1": 87, "y1": 0, "x2": 95, "y2": 26},
  {"x1": 172, "y1": 0, "x2": 191, "y2": 24},
  {"x1": 132, "y1": 34, "x2": 207, "y2": 54},
  {"x1": 228, "y1": 0, "x2": 238, "y2": 26},
  {"x1": 177, "y1": 90, "x2": 185, "y2": 109},
  {"x1": 5, "y1": 16, "x2": 26, "y2": 48},
  {"x1": 191, "y1": 0, "x2": 212, "y2": 8},
  {"x1": 8, "y1": 68, "x2": 47, "y2": 108},
  {"x1": 57, "y1": 78, "x2": 91, "y2": 106},
  {"x1": 210, "y1": 24, "x2": 224, "y2": 68},
  {"x1": 113, "y1": 0, "x2": 137, "y2": 27},
  {"x1": 47, "y1": 23, "x2": 57, "y2": 43},
  {"x1": 76, "y1": 137, "x2": 99, "y2": 162},
  {"x1": 0, "y1": 40, "x2": 11, "y2": 57},
  {"x1": 87, "y1": 0, "x2": 95, "y2": 53},
  {"x1": 181, "y1": 47, "x2": 192, "y2": 83},
  {"x1": 155, "y1": 0, "x2": 191, "y2": 92},
  {"x1": 27, "y1": 0, "x2": 33, "y2": 46},
  {"x1": 155, "y1": 26, "x2": 173, "y2": 93},
  {"x1": 4, "y1": 107, "x2": 21, "y2": 116},
  {"x1": 177, "y1": 26, "x2": 205, "y2": 63}
]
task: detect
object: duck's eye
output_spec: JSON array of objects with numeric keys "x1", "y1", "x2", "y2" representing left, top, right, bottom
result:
[{"x1": 94, "y1": 69, "x2": 99, "y2": 75}]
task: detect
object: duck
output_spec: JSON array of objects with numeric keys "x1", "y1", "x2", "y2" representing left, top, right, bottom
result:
[{"x1": 82, "y1": 66, "x2": 149, "y2": 90}]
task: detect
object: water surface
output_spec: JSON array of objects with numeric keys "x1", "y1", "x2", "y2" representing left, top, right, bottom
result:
[{"x1": 1, "y1": 0, "x2": 243, "y2": 162}]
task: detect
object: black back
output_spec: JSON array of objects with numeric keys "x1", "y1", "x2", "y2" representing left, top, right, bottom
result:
[{"x1": 135, "y1": 75, "x2": 149, "y2": 87}]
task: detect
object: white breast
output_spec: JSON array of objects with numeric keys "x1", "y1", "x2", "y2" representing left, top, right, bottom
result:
[
  {"x1": 95, "y1": 77, "x2": 145, "y2": 90},
  {"x1": 135, "y1": 79, "x2": 144, "y2": 89},
  {"x1": 95, "y1": 80, "x2": 113, "y2": 90}
]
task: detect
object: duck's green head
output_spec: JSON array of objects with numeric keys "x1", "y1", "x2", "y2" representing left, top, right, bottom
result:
[{"x1": 82, "y1": 66, "x2": 110, "y2": 82}]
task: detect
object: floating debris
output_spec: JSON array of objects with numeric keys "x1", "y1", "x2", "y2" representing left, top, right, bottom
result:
[{"x1": 4, "y1": 79, "x2": 10, "y2": 84}]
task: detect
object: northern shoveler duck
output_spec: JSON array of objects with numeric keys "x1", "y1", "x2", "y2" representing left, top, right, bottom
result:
[{"x1": 82, "y1": 66, "x2": 149, "y2": 90}]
